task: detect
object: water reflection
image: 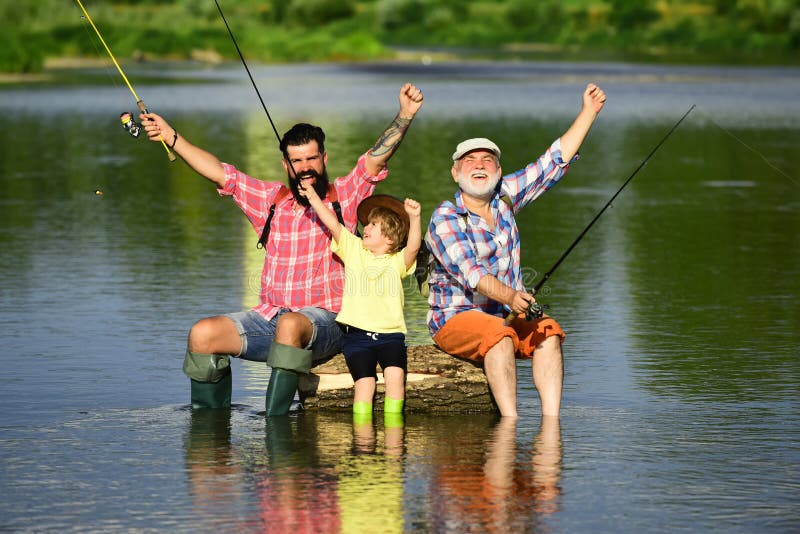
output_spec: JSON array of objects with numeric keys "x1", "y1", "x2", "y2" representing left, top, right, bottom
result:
[
  {"x1": 2, "y1": 64, "x2": 799, "y2": 531},
  {"x1": 184, "y1": 409, "x2": 240, "y2": 529},
  {"x1": 183, "y1": 412, "x2": 562, "y2": 532},
  {"x1": 412, "y1": 415, "x2": 562, "y2": 532}
]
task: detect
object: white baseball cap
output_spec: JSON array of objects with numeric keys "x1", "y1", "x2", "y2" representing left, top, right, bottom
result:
[{"x1": 452, "y1": 138, "x2": 501, "y2": 161}]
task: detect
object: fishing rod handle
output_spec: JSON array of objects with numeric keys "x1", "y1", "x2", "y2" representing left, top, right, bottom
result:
[
  {"x1": 503, "y1": 299, "x2": 546, "y2": 326},
  {"x1": 138, "y1": 100, "x2": 177, "y2": 162}
]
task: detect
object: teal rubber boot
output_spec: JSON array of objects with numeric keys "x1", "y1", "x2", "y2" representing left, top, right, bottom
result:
[
  {"x1": 190, "y1": 372, "x2": 232, "y2": 409},
  {"x1": 183, "y1": 351, "x2": 232, "y2": 409},
  {"x1": 264, "y1": 343, "x2": 313, "y2": 416},
  {"x1": 265, "y1": 368, "x2": 300, "y2": 416}
]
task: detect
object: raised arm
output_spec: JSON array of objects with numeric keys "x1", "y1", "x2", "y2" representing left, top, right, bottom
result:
[
  {"x1": 298, "y1": 180, "x2": 342, "y2": 242},
  {"x1": 558, "y1": 83, "x2": 606, "y2": 162},
  {"x1": 141, "y1": 112, "x2": 226, "y2": 187},
  {"x1": 403, "y1": 198, "x2": 422, "y2": 269},
  {"x1": 365, "y1": 83, "x2": 424, "y2": 176}
]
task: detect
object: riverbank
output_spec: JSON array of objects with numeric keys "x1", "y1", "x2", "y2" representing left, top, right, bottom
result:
[{"x1": 3, "y1": 1, "x2": 798, "y2": 74}]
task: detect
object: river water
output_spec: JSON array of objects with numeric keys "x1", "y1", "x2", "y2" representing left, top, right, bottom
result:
[{"x1": 0, "y1": 60, "x2": 798, "y2": 532}]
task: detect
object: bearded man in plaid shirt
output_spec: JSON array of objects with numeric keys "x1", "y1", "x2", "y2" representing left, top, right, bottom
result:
[
  {"x1": 425, "y1": 83, "x2": 605, "y2": 418},
  {"x1": 142, "y1": 83, "x2": 424, "y2": 413}
]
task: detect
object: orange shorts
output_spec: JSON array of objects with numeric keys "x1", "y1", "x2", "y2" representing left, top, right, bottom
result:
[{"x1": 432, "y1": 310, "x2": 565, "y2": 363}]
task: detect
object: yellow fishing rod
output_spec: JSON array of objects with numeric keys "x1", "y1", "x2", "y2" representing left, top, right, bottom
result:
[{"x1": 75, "y1": 0, "x2": 176, "y2": 161}]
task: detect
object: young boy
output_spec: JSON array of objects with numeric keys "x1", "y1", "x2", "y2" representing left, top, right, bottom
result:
[{"x1": 299, "y1": 181, "x2": 421, "y2": 419}]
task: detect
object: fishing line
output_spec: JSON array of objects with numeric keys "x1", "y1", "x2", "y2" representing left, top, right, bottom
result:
[
  {"x1": 212, "y1": 0, "x2": 300, "y2": 179},
  {"x1": 73, "y1": 0, "x2": 176, "y2": 161},
  {"x1": 212, "y1": 0, "x2": 283, "y2": 147},
  {"x1": 78, "y1": 15, "x2": 120, "y2": 91},
  {"x1": 508, "y1": 104, "x2": 696, "y2": 323},
  {"x1": 696, "y1": 107, "x2": 798, "y2": 187},
  {"x1": 534, "y1": 105, "x2": 696, "y2": 294}
]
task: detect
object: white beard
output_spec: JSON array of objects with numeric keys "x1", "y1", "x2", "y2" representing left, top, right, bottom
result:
[{"x1": 457, "y1": 168, "x2": 501, "y2": 200}]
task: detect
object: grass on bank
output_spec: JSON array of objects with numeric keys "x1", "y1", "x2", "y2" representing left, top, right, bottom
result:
[{"x1": 2, "y1": 0, "x2": 799, "y2": 74}]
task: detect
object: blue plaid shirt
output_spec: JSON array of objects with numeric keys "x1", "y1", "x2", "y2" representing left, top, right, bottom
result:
[{"x1": 425, "y1": 138, "x2": 576, "y2": 335}]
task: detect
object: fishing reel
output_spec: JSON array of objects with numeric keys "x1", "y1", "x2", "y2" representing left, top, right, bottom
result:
[
  {"x1": 120, "y1": 111, "x2": 141, "y2": 138},
  {"x1": 524, "y1": 299, "x2": 548, "y2": 321},
  {"x1": 506, "y1": 293, "x2": 549, "y2": 325}
]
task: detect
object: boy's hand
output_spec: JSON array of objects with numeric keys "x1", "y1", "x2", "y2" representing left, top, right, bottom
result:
[
  {"x1": 404, "y1": 198, "x2": 421, "y2": 218},
  {"x1": 298, "y1": 179, "x2": 319, "y2": 202}
]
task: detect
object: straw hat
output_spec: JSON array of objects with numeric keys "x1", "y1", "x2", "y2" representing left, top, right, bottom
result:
[{"x1": 357, "y1": 194, "x2": 409, "y2": 233}]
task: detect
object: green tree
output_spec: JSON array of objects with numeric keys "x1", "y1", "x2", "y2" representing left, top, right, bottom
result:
[
  {"x1": 286, "y1": 0, "x2": 356, "y2": 27},
  {"x1": 608, "y1": 0, "x2": 659, "y2": 31},
  {"x1": 505, "y1": 0, "x2": 565, "y2": 40},
  {"x1": 377, "y1": 0, "x2": 426, "y2": 31}
]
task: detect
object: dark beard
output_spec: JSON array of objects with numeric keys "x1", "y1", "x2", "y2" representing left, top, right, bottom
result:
[{"x1": 288, "y1": 167, "x2": 330, "y2": 207}]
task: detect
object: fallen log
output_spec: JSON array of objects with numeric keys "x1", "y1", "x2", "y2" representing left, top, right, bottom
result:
[{"x1": 298, "y1": 345, "x2": 497, "y2": 413}]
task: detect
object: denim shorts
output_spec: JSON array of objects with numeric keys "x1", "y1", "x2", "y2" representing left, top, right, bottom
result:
[{"x1": 224, "y1": 308, "x2": 343, "y2": 363}]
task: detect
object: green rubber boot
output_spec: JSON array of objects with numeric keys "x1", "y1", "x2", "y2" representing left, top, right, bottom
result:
[
  {"x1": 384, "y1": 397, "x2": 404, "y2": 413},
  {"x1": 384, "y1": 411, "x2": 404, "y2": 429},
  {"x1": 352, "y1": 401, "x2": 373, "y2": 425},
  {"x1": 265, "y1": 368, "x2": 300, "y2": 416},
  {"x1": 383, "y1": 397, "x2": 404, "y2": 428},
  {"x1": 264, "y1": 343, "x2": 313, "y2": 416},
  {"x1": 190, "y1": 371, "x2": 232, "y2": 409},
  {"x1": 184, "y1": 351, "x2": 232, "y2": 409}
]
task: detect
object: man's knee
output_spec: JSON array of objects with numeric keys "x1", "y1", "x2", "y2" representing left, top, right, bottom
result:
[
  {"x1": 274, "y1": 312, "x2": 313, "y2": 347},
  {"x1": 536, "y1": 333, "x2": 562, "y2": 352},
  {"x1": 188, "y1": 316, "x2": 239, "y2": 354},
  {"x1": 486, "y1": 336, "x2": 515, "y2": 359}
]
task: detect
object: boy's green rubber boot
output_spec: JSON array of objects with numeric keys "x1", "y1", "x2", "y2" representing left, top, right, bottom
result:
[
  {"x1": 384, "y1": 397, "x2": 404, "y2": 413},
  {"x1": 183, "y1": 351, "x2": 232, "y2": 409},
  {"x1": 264, "y1": 343, "x2": 313, "y2": 416},
  {"x1": 384, "y1": 411, "x2": 404, "y2": 429},
  {"x1": 352, "y1": 401, "x2": 373, "y2": 425},
  {"x1": 383, "y1": 397, "x2": 404, "y2": 428}
]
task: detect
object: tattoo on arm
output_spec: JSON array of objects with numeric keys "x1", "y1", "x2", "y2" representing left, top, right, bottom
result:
[{"x1": 370, "y1": 116, "x2": 411, "y2": 157}]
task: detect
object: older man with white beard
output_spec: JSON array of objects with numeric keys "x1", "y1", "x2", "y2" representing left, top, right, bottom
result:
[{"x1": 425, "y1": 83, "x2": 606, "y2": 418}]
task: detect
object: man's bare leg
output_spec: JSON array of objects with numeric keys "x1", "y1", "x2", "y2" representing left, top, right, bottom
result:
[
  {"x1": 484, "y1": 336, "x2": 518, "y2": 417},
  {"x1": 188, "y1": 316, "x2": 242, "y2": 355},
  {"x1": 184, "y1": 316, "x2": 241, "y2": 409},
  {"x1": 532, "y1": 335, "x2": 563, "y2": 417},
  {"x1": 273, "y1": 312, "x2": 313, "y2": 348}
]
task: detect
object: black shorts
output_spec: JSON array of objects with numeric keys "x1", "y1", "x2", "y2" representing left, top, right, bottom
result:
[{"x1": 340, "y1": 325, "x2": 407, "y2": 381}]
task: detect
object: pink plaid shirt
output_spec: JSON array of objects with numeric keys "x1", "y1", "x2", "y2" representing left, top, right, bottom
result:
[{"x1": 218, "y1": 152, "x2": 387, "y2": 319}]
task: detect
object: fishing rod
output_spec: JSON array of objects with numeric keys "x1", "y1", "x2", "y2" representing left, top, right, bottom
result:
[
  {"x1": 212, "y1": 0, "x2": 290, "y2": 163},
  {"x1": 212, "y1": 0, "x2": 310, "y2": 251},
  {"x1": 508, "y1": 104, "x2": 696, "y2": 323},
  {"x1": 74, "y1": 0, "x2": 176, "y2": 162}
]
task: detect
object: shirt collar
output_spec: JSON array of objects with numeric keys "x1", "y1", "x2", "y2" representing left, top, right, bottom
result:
[{"x1": 454, "y1": 188, "x2": 502, "y2": 216}]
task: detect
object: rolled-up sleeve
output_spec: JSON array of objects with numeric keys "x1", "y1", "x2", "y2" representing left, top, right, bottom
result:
[
  {"x1": 505, "y1": 137, "x2": 580, "y2": 209},
  {"x1": 217, "y1": 162, "x2": 282, "y2": 233}
]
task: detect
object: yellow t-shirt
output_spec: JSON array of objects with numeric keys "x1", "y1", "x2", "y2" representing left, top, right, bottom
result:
[{"x1": 331, "y1": 228, "x2": 415, "y2": 333}]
